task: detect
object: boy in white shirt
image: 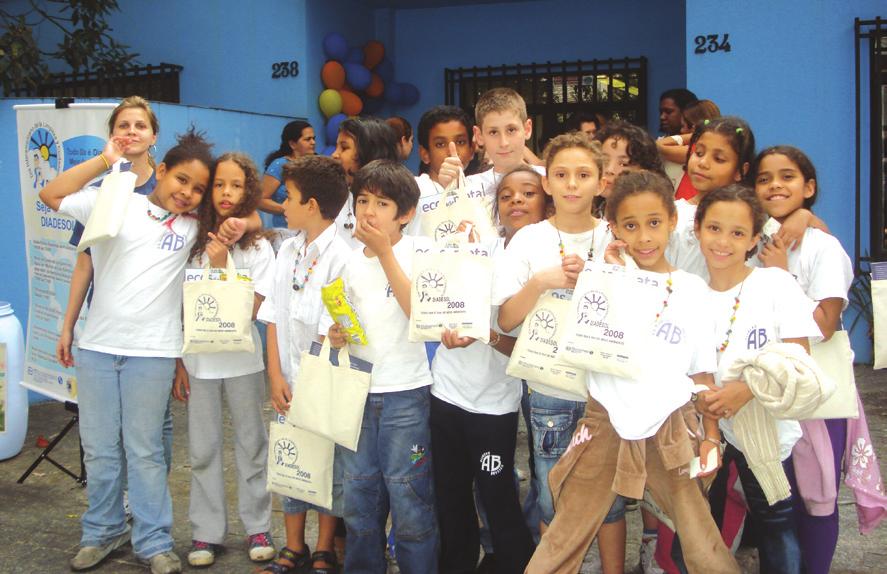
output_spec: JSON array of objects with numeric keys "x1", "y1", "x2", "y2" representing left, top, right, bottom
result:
[
  {"x1": 326, "y1": 160, "x2": 438, "y2": 574},
  {"x1": 407, "y1": 105, "x2": 476, "y2": 236},
  {"x1": 464, "y1": 88, "x2": 545, "y2": 204},
  {"x1": 258, "y1": 156, "x2": 352, "y2": 574}
]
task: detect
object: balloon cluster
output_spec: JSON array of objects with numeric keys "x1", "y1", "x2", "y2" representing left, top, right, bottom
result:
[{"x1": 318, "y1": 33, "x2": 420, "y2": 155}]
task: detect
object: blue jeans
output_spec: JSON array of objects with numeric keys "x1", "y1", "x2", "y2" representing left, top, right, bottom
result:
[
  {"x1": 342, "y1": 386, "x2": 439, "y2": 574},
  {"x1": 76, "y1": 349, "x2": 175, "y2": 559},
  {"x1": 528, "y1": 391, "x2": 586, "y2": 526}
]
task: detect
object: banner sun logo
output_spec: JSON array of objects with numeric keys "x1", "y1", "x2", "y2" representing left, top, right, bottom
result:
[{"x1": 580, "y1": 290, "x2": 608, "y2": 320}]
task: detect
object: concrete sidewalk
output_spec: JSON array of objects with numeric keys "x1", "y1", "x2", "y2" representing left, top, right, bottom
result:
[{"x1": 1, "y1": 367, "x2": 886, "y2": 573}]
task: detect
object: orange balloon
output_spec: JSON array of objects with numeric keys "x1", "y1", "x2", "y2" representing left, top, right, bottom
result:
[
  {"x1": 339, "y1": 89, "x2": 364, "y2": 116},
  {"x1": 365, "y1": 74, "x2": 384, "y2": 98},
  {"x1": 363, "y1": 40, "x2": 385, "y2": 70},
  {"x1": 321, "y1": 61, "x2": 345, "y2": 90}
]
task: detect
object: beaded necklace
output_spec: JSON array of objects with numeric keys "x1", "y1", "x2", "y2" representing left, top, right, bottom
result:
[
  {"x1": 146, "y1": 207, "x2": 174, "y2": 224},
  {"x1": 555, "y1": 219, "x2": 597, "y2": 261},
  {"x1": 717, "y1": 279, "x2": 746, "y2": 353},
  {"x1": 292, "y1": 229, "x2": 332, "y2": 291},
  {"x1": 654, "y1": 272, "x2": 674, "y2": 323}
]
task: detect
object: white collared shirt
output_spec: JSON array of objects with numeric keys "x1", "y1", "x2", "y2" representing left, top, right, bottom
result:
[{"x1": 257, "y1": 223, "x2": 352, "y2": 384}]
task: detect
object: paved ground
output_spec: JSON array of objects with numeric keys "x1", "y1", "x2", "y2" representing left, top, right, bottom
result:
[{"x1": 1, "y1": 366, "x2": 886, "y2": 573}]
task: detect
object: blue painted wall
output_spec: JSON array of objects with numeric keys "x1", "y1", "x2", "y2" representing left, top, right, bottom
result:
[
  {"x1": 390, "y1": 0, "x2": 687, "y2": 169},
  {"x1": 686, "y1": 0, "x2": 883, "y2": 361},
  {"x1": 1, "y1": 98, "x2": 296, "y2": 403}
]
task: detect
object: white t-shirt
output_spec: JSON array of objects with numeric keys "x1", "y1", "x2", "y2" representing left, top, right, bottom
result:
[
  {"x1": 666, "y1": 199, "x2": 708, "y2": 280},
  {"x1": 182, "y1": 238, "x2": 274, "y2": 379},
  {"x1": 659, "y1": 135, "x2": 685, "y2": 190},
  {"x1": 494, "y1": 219, "x2": 610, "y2": 402},
  {"x1": 321, "y1": 235, "x2": 434, "y2": 393},
  {"x1": 752, "y1": 227, "x2": 853, "y2": 308},
  {"x1": 59, "y1": 191, "x2": 198, "y2": 357},
  {"x1": 257, "y1": 224, "x2": 352, "y2": 385},
  {"x1": 708, "y1": 267, "x2": 822, "y2": 460},
  {"x1": 431, "y1": 238, "x2": 522, "y2": 415},
  {"x1": 405, "y1": 173, "x2": 442, "y2": 237},
  {"x1": 587, "y1": 269, "x2": 716, "y2": 440}
]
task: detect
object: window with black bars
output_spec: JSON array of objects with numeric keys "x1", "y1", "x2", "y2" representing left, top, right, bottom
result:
[
  {"x1": 6, "y1": 63, "x2": 183, "y2": 103},
  {"x1": 445, "y1": 57, "x2": 647, "y2": 152}
]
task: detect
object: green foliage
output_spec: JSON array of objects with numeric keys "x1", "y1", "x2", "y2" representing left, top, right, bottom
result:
[{"x1": 0, "y1": 0, "x2": 138, "y2": 95}]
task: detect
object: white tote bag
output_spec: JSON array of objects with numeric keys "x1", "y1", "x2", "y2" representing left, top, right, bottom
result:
[
  {"x1": 289, "y1": 339, "x2": 372, "y2": 451},
  {"x1": 559, "y1": 261, "x2": 657, "y2": 380},
  {"x1": 873, "y1": 262, "x2": 887, "y2": 370},
  {"x1": 267, "y1": 414, "x2": 334, "y2": 509},
  {"x1": 182, "y1": 253, "x2": 255, "y2": 354},
  {"x1": 506, "y1": 291, "x2": 588, "y2": 398},
  {"x1": 409, "y1": 245, "x2": 493, "y2": 342},
  {"x1": 808, "y1": 331, "x2": 859, "y2": 419},
  {"x1": 420, "y1": 172, "x2": 497, "y2": 243},
  {"x1": 77, "y1": 161, "x2": 136, "y2": 251}
]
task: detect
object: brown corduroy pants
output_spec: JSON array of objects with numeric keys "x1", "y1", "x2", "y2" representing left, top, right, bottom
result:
[{"x1": 526, "y1": 399, "x2": 740, "y2": 574}]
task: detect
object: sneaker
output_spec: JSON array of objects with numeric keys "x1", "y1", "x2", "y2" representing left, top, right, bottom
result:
[
  {"x1": 69, "y1": 526, "x2": 131, "y2": 571},
  {"x1": 148, "y1": 551, "x2": 182, "y2": 574},
  {"x1": 248, "y1": 531, "x2": 276, "y2": 562},
  {"x1": 187, "y1": 540, "x2": 218, "y2": 567},
  {"x1": 639, "y1": 536, "x2": 665, "y2": 574}
]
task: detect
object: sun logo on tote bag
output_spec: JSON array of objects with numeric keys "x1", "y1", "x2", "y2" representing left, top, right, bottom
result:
[
  {"x1": 194, "y1": 294, "x2": 219, "y2": 322},
  {"x1": 529, "y1": 309, "x2": 558, "y2": 341},
  {"x1": 434, "y1": 220, "x2": 457, "y2": 241},
  {"x1": 578, "y1": 291, "x2": 609, "y2": 323},
  {"x1": 274, "y1": 438, "x2": 299, "y2": 466},
  {"x1": 416, "y1": 269, "x2": 447, "y2": 303}
]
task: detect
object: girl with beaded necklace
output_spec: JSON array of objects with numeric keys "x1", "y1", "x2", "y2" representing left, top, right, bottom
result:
[
  {"x1": 696, "y1": 185, "x2": 822, "y2": 574},
  {"x1": 526, "y1": 170, "x2": 739, "y2": 574},
  {"x1": 173, "y1": 152, "x2": 277, "y2": 568}
]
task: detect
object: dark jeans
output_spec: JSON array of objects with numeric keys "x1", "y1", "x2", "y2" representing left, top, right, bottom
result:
[
  {"x1": 430, "y1": 396, "x2": 535, "y2": 574},
  {"x1": 710, "y1": 443, "x2": 801, "y2": 574}
]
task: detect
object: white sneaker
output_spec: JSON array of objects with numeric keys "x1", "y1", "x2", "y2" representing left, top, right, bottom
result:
[{"x1": 639, "y1": 536, "x2": 665, "y2": 574}]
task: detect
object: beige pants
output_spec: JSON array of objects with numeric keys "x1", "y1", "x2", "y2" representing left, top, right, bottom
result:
[{"x1": 526, "y1": 399, "x2": 739, "y2": 574}]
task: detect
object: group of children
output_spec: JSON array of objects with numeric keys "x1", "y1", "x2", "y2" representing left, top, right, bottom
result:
[{"x1": 40, "y1": 86, "x2": 882, "y2": 574}]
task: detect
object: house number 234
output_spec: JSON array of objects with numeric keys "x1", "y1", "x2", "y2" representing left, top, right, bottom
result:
[{"x1": 693, "y1": 34, "x2": 731, "y2": 54}]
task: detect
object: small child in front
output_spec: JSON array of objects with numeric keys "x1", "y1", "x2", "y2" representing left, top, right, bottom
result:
[
  {"x1": 325, "y1": 160, "x2": 438, "y2": 574},
  {"x1": 258, "y1": 155, "x2": 352, "y2": 574}
]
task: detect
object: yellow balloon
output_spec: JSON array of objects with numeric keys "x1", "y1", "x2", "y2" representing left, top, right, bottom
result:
[{"x1": 319, "y1": 89, "x2": 343, "y2": 118}]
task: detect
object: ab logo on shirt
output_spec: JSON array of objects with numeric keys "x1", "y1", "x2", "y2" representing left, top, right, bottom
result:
[
  {"x1": 159, "y1": 230, "x2": 186, "y2": 251},
  {"x1": 653, "y1": 322, "x2": 684, "y2": 345},
  {"x1": 746, "y1": 326, "x2": 769, "y2": 350}
]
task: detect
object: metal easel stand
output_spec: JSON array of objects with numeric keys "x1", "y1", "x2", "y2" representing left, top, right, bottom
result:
[{"x1": 17, "y1": 401, "x2": 86, "y2": 486}]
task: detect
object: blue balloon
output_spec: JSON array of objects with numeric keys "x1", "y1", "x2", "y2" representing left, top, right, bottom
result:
[
  {"x1": 346, "y1": 47, "x2": 364, "y2": 64},
  {"x1": 384, "y1": 82, "x2": 402, "y2": 105},
  {"x1": 400, "y1": 82, "x2": 420, "y2": 106},
  {"x1": 363, "y1": 96, "x2": 384, "y2": 115},
  {"x1": 325, "y1": 113, "x2": 347, "y2": 144},
  {"x1": 323, "y1": 33, "x2": 348, "y2": 61},
  {"x1": 322, "y1": 144, "x2": 336, "y2": 156},
  {"x1": 375, "y1": 58, "x2": 394, "y2": 83},
  {"x1": 344, "y1": 63, "x2": 372, "y2": 91}
]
